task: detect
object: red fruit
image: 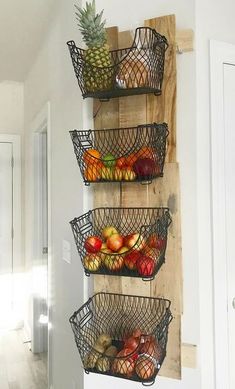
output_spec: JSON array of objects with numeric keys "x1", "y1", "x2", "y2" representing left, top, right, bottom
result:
[
  {"x1": 136, "y1": 256, "x2": 155, "y2": 277},
  {"x1": 106, "y1": 233, "x2": 124, "y2": 252},
  {"x1": 133, "y1": 158, "x2": 155, "y2": 179},
  {"x1": 124, "y1": 336, "x2": 139, "y2": 352},
  {"x1": 124, "y1": 250, "x2": 141, "y2": 270},
  {"x1": 116, "y1": 157, "x2": 127, "y2": 169},
  {"x1": 125, "y1": 233, "x2": 145, "y2": 251},
  {"x1": 84, "y1": 236, "x2": 102, "y2": 253},
  {"x1": 148, "y1": 235, "x2": 166, "y2": 251},
  {"x1": 103, "y1": 255, "x2": 124, "y2": 272}
]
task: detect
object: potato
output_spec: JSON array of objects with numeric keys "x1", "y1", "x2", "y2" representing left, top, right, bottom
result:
[
  {"x1": 96, "y1": 356, "x2": 110, "y2": 372},
  {"x1": 105, "y1": 345, "x2": 118, "y2": 357},
  {"x1": 95, "y1": 333, "x2": 112, "y2": 348},
  {"x1": 84, "y1": 343, "x2": 106, "y2": 369}
]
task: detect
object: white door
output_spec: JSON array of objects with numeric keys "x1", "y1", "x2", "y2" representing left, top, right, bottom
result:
[
  {"x1": 223, "y1": 63, "x2": 235, "y2": 388},
  {"x1": 32, "y1": 130, "x2": 48, "y2": 354},
  {"x1": 210, "y1": 41, "x2": 235, "y2": 389},
  {"x1": 0, "y1": 143, "x2": 13, "y2": 324},
  {"x1": 0, "y1": 143, "x2": 13, "y2": 275}
]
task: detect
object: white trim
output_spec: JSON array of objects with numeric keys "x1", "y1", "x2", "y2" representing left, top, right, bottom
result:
[
  {"x1": 30, "y1": 102, "x2": 51, "y2": 388},
  {"x1": 0, "y1": 134, "x2": 21, "y2": 273},
  {"x1": 210, "y1": 40, "x2": 235, "y2": 389}
]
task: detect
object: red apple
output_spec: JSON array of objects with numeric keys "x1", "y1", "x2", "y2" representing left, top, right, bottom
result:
[
  {"x1": 147, "y1": 234, "x2": 166, "y2": 251},
  {"x1": 102, "y1": 226, "x2": 118, "y2": 240},
  {"x1": 124, "y1": 250, "x2": 142, "y2": 270},
  {"x1": 106, "y1": 233, "x2": 124, "y2": 252},
  {"x1": 103, "y1": 254, "x2": 124, "y2": 271},
  {"x1": 84, "y1": 236, "x2": 102, "y2": 253},
  {"x1": 142, "y1": 246, "x2": 161, "y2": 261},
  {"x1": 136, "y1": 256, "x2": 155, "y2": 277},
  {"x1": 83, "y1": 253, "x2": 102, "y2": 272},
  {"x1": 125, "y1": 233, "x2": 145, "y2": 251},
  {"x1": 124, "y1": 336, "x2": 140, "y2": 352}
]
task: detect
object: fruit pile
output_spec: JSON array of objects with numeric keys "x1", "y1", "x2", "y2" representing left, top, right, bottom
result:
[
  {"x1": 83, "y1": 146, "x2": 160, "y2": 182},
  {"x1": 83, "y1": 225, "x2": 166, "y2": 277},
  {"x1": 84, "y1": 329, "x2": 163, "y2": 382}
]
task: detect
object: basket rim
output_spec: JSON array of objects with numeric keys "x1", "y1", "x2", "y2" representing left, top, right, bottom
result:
[
  {"x1": 70, "y1": 206, "x2": 171, "y2": 225},
  {"x1": 67, "y1": 26, "x2": 168, "y2": 70},
  {"x1": 70, "y1": 122, "x2": 169, "y2": 164}
]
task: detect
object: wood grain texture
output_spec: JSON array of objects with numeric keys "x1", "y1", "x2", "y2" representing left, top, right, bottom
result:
[
  {"x1": 182, "y1": 343, "x2": 197, "y2": 369},
  {"x1": 149, "y1": 163, "x2": 183, "y2": 316},
  {"x1": 93, "y1": 19, "x2": 182, "y2": 380},
  {"x1": 145, "y1": 15, "x2": 177, "y2": 163},
  {"x1": 159, "y1": 315, "x2": 181, "y2": 379},
  {"x1": 176, "y1": 29, "x2": 194, "y2": 53}
]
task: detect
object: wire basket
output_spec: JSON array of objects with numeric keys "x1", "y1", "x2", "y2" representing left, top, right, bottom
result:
[
  {"x1": 70, "y1": 207, "x2": 172, "y2": 281},
  {"x1": 67, "y1": 27, "x2": 168, "y2": 101},
  {"x1": 70, "y1": 292, "x2": 172, "y2": 385},
  {"x1": 70, "y1": 123, "x2": 168, "y2": 185}
]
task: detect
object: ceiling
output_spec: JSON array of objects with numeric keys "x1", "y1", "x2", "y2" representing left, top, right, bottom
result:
[{"x1": 0, "y1": 0, "x2": 57, "y2": 82}]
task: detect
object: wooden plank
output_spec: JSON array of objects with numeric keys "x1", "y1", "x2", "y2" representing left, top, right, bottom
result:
[
  {"x1": 176, "y1": 29, "x2": 194, "y2": 53},
  {"x1": 118, "y1": 29, "x2": 150, "y2": 299},
  {"x1": 149, "y1": 162, "x2": 182, "y2": 379},
  {"x1": 149, "y1": 163, "x2": 183, "y2": 316},
  {"x1": 145, "y1": 15, "x2": 177, "y2": 163},
  {"x1": 159, "y1": 315, "x2": 181, "y2": 379},
  {"x1": 93, "y1": 26, "x2": 122, "y2": 294},
  {"x1": 182, "y1": 343, "x2": 197, "y2": 369}
]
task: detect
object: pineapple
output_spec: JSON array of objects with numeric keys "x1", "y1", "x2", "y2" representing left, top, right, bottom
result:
[{"x1": 75, "y1": 0, "x2": 113, "y2": 92}]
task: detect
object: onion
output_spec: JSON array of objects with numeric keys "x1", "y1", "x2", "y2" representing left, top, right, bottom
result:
[
  {"x1": 133, "y1": 158, "x2": 155, "y2": 179},
  {"x1": 135, "y1": 355, "x2": 156, "y2": 380}
]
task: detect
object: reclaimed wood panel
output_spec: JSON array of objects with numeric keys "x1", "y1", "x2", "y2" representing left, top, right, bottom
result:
[
  {"x1": 93, "y1": 17, "x2": 182, "y2": 380},
  {"x1": 145, "y1": 15, "x2": 177, "y2": 163}
]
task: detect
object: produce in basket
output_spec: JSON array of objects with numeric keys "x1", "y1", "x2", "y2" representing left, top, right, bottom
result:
[
  {"x1": 83, "y1": 253, "x2": 102, "y2": 272},
  {"x1": 75, "y1": 0, "x2": 113, "y2": 92},
  {"x1": 135, "y1": 355, "x2": 156, "y2": 380},
  {"x1": 96, "y1": 345, "x2": 118, "y2": 372}
]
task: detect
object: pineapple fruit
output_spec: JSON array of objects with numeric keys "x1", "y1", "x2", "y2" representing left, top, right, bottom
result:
[{"x1": 75, "y1": 0, "x2": 113, "y2": 92}]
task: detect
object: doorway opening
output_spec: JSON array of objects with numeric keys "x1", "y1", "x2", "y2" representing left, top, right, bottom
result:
[{"x1": 0, "y1": 135, "x2": 22, "y2": 330}]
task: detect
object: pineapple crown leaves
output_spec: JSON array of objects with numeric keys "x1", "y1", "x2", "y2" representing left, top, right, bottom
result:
[{"x1": 75, "y1": 0, "x2": 108, "y2": 48}]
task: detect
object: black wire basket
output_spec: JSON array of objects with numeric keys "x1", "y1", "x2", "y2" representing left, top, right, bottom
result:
[
  {"x1": 67, "y1": 27, "x2": 168, "y2": 101},
  {"x1": 70, "y1": 207, "x2": 172, "y2": 281},
  {"x1": 70, "y1": 292, "x2": 172, "y2": 385},
  {"x1": 70, "y1": 123, "x2": 168, "y2": 185}
]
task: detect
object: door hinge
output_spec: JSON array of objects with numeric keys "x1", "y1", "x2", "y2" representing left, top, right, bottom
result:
[
  {"x1": 43, "y1": 247, "x2": 48, "y2": 254},
  {"x1": 12, "y1": 228, "x2": 14, "y2": 239},
  {"x1": 11, "y1": 157, "x2": 14, "y2": 168}
]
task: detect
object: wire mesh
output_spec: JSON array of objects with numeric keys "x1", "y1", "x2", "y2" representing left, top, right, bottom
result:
[
  {"x1": 70, "y1": 292, "x2": 172, "y2": 385},
  {"x1": 70, "y1": 207, "x2": 172, "y2": 280},
  {"x1": 70, "y1": 123, "x2": 168, "y2": 185},
  {"x1": 67, "y1": 27, "x2": 168, "y2": 100}
]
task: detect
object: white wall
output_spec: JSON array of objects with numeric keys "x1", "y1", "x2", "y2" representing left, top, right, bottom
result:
[
  {"x1": 196, "y1": 1, "x2": 235, "y2": 388},
  {"x1": 0, "y1": 81, "x2": 24, "y2": 134},
  {"x1": 24, "y1": 1, "x2": 85, "y2": 388}
]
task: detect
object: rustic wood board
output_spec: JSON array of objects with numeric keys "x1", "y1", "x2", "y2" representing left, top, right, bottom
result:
[
  {"x1": 145, "y1": 15, "x2": 177, "y2": 163},
  {"x1": 93, "y1": 16, "x2": 182, "y2": 380}
]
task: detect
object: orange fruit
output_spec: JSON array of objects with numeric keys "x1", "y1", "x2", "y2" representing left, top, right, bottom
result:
[
  {"x1": 125, "y1": 152, "x2": 138, "y2": 167},
  {"x1": 84, "y1": 164, "x2": 102, "y2": 182},
  {"x1": 116, "y1": 156, "x2": 127, "y2": 169},
  {"x1": 136, "y1": 146, "x2": 155, "y2": 160},
  {"x1": 83, "y1": 149, "x2": 101, "y2": 165}
]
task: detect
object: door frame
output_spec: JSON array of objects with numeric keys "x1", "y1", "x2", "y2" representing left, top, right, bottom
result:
[
  {"x1": 30, "y1": 102, "x2": 51, "y2": 383},
  {"x1": 0, "y1": 134, "x2": 21, "y2": 272},
  {"x1": 210, "y1": 40, "x2": 235, "y2": 389}
]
